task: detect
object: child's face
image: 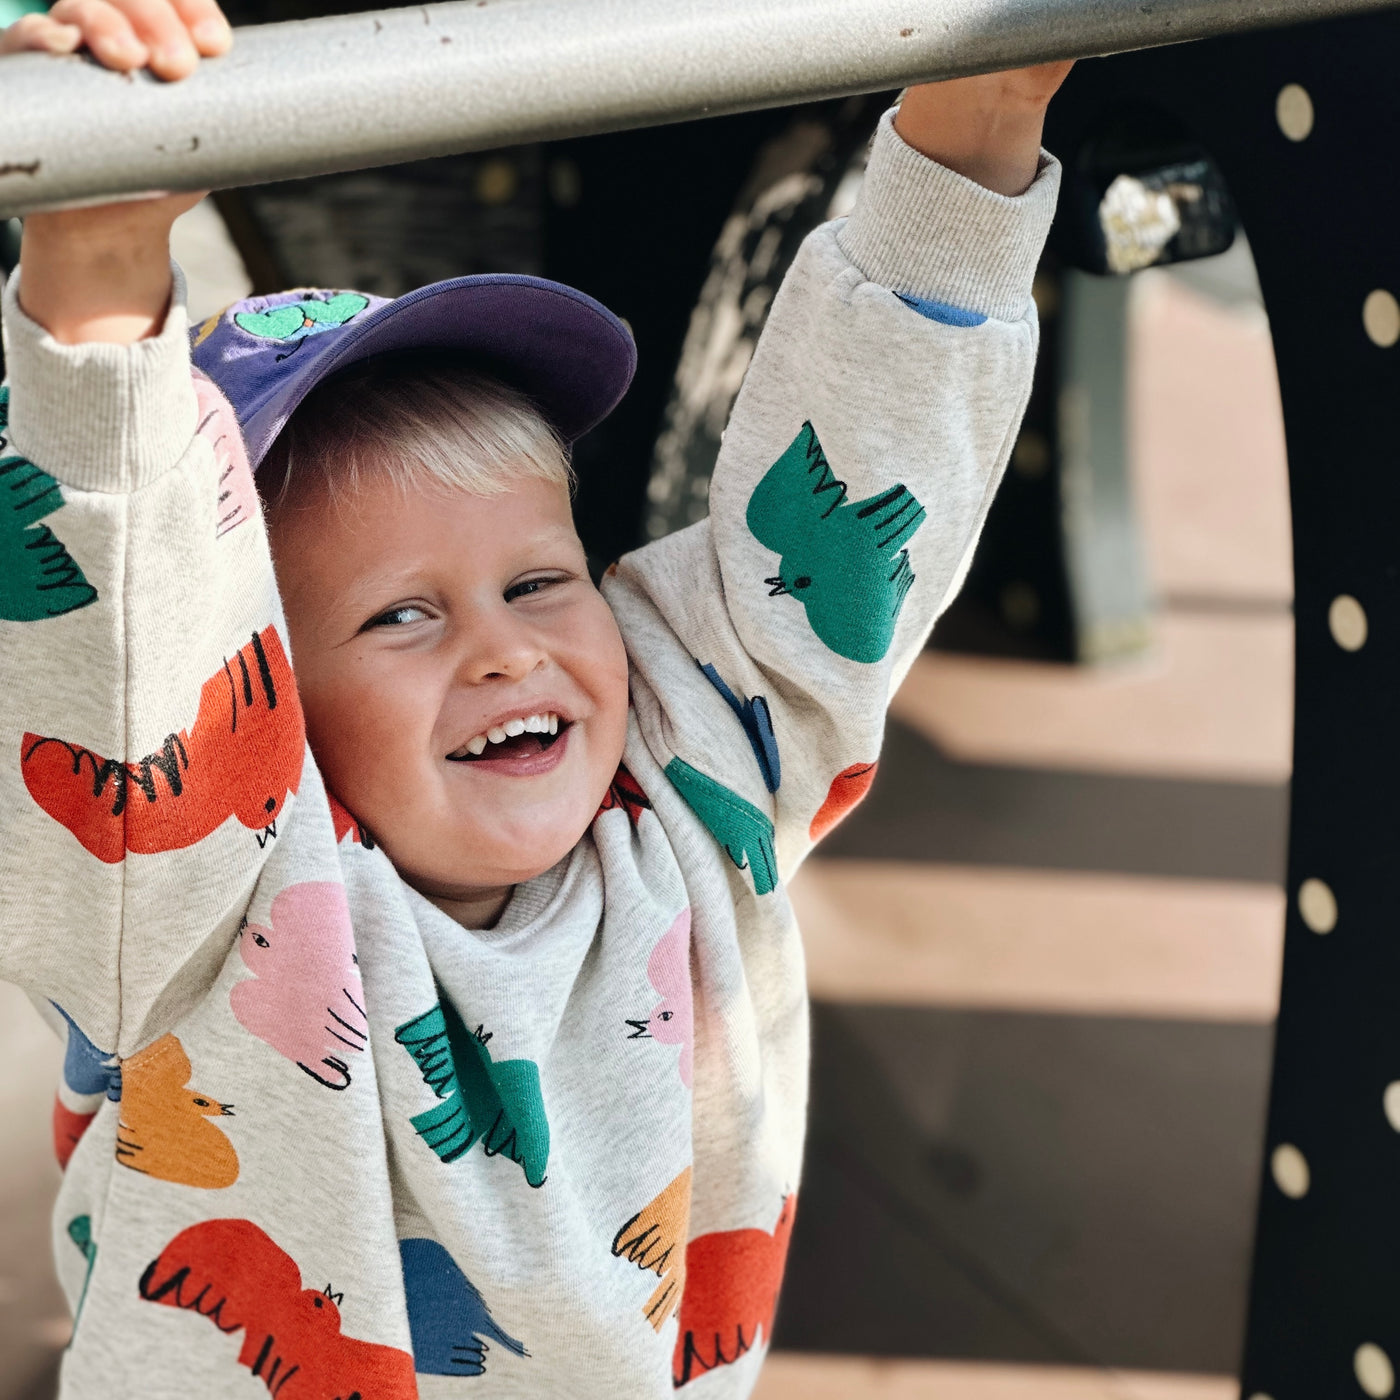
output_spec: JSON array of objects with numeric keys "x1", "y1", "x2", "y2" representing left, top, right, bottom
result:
[{"x1": 268, "y1": 468, "x2": 630, "y2": 908}]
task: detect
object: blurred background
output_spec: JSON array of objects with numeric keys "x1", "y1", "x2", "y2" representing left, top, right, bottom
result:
[{"x1": 0, "y1": 30, "x2": 1293, "y2": 1400}]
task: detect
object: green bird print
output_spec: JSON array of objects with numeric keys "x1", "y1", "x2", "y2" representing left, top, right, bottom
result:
[
  {"x1": 395, "y1": 999, "x2": 550, "y2": 1188},
  {"x1": 0, "y1": 388, "x2": 97, "y2": 621},
  {"x1": 746, "y1": 421, "x2": 925, "y2": 664},
  {"x1": 665, "y1": 757, "x2": 778, "y2": 897},
  {"x1": 234, "y1": 292, "x2": 371, "y2": 361},
  {"x1": 67, "y1": 1214, "x2": 97, "y2": 1337}
]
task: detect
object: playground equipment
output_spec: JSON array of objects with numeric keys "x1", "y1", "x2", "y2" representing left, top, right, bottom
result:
[{"x1": 1, "y1": 0, "x2": 1397, "y2": 215}]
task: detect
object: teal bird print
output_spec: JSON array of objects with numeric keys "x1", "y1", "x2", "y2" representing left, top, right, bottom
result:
[
  {"x1": 395, "y1": 1000, "x2": 550, "y2": 1188},
  {"x1": 67, "y1": 1214, "x2": 97, "y2": 1337},
  {"x1": 0, "y1": 388, "x2": 97, "y2": 622},
  {"x1": 234, "y1": 293, "x2": 370, "y2": 361},
  {"x1": 746, "y1": 421, "x2": 925, "y2": 664},
  {"x1": 665, "y1": 756, "x2": 777, "y2": 896}
]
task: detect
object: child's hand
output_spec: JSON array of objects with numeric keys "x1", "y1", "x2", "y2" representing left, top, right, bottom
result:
[
  {"x1": 3, "y1": 0, "x2": 232, "y2": 342},
  {"x1": 0, "y1": 0, "x2": 231, "y2": 81},
  {"x1": 895, "y1": 62, "x2": 1075, "y2": 197}
]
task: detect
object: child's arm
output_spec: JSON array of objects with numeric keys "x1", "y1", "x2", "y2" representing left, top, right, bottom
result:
[
  {"x1": 0, "y1": 0, "x2": 299, "y2": 1060},
  {"x1": 605, "y1": 68, "x2": 1069, "y2": 892}
]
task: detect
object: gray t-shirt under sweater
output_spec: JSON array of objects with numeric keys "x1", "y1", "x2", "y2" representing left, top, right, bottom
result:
[{"x1": 0, "y1": 109, "x2": 1058, "y2": 1398}]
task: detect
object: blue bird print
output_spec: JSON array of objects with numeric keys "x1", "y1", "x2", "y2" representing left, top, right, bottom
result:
[
  {"x1": 746, "y1": 421, "x2": 926, "y2": 664},
  {"x1": 400, "y1": 1237, "x2": 528, "y2": 1377},
  {"x1": 697, "y1": 661, "x2": 780, "y2": 793},
  {"x1": 54, "y1": 1003, "x2": 121, "y2": 1100}
]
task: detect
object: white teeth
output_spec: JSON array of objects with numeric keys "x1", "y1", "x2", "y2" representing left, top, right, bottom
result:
[{"x1": 454, "y1": 712, "x2": 564, "y2": 759}]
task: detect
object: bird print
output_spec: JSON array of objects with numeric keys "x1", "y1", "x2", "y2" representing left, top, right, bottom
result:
[
  {"x1": 809, "y1": 761, "x2": 878, "y2": 841},
  {"x1": 624, "y1": 908, "x2": 694, "y2": 1088},
  {"x1": 234, "y1": 292, "x2": 371, "y2": 362},
  {"x1": 594, "y1": 763, "x2": 653, "y2": 830},
  {"x1": 399, "y1": 1237, "x2": 528, "y2": 1376},
  {"x1": 232, "y1": 881, "x2": 367, "y2": 1091},
  {"x1": 139, "y1": 1218, "x2": 417, "y2": 1397},
  {"x1": 54, "y1": 1003, "x2": 121, "y2": 1099},
  {"x1": 22, "y1": 624, "x2": 305, "y2": 863},
  {"x1": 192, "y1": 369, "x2": 259, "y2": 540},
  {"x1": 664, "y1": 757, "x2": 777, "y2": 896},
  {"x1": 673, "y1": 1193, "x2": 797, "y2": 1387},
  {"x1": 115, "y1": 1033, "x2": 238, "y2": 1190},
  {"x1": 67, "y1": 1215, "x2": 97, "y2": 1338},
  {"x1": 328, "y1": 791, "x2": 377, "y2": 849},
  {"x1": 0, "y1": 387, "x2": 97, "y2": 621},
  {"x1": 50, "y1": 1004, "x2": 120, "y2": 1170},
  {"x1": 395, "y1": 1000, "x2": 550, "y2": 1188},
  {"x1": 697, "y1": 662, "x2": 780, "y2": 793},
  {"x1": 612, "y1": 1167, "x2": 692, "y2": 1331},
  {"x1": 746, "y1": 421, "x2": 926, "y2": 664}
]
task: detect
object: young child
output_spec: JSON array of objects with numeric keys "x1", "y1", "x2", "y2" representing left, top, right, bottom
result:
[{"x1": 0, "y1": 5, "x2": 1068, "y2": 1395}]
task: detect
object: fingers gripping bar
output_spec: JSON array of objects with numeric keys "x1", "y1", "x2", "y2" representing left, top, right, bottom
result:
[{"x1": 1, "y1": 0, "x2": 1396, "y2": 216}]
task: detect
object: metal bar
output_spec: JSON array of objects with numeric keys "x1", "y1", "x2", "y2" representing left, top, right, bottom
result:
[{"x1": 1, "y1": 0, "x2": 1394, "y2": 216}]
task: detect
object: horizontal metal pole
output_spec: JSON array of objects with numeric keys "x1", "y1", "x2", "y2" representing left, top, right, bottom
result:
[{"x1": 1, "y1": 0, "x2": 1394, "y2": 216}]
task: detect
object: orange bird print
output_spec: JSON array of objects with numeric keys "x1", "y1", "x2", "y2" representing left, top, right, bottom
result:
[
  {"x1": 673, "y1": 1193, "x2": 797, "y2": 1386},
  {"x1": 612, "y1": 1167, "x2": 692, "y2": 1330},
  {"x1": 22, "y1": 624, "x2": 304, "y2": 864},
  {"x1": 115, "y1": 1034, "x2": 238, "y2": 1190},
  {"x1": 809, "y1": 762, "x2": 877, "y2": 841}
]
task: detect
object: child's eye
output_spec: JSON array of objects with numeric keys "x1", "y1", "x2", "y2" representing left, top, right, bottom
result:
[
  {"x1": 365, "y1": 605, "x2": 429, "y2": 629},
  {"x1": 505, "y1": 576, "x2": 564, "y2": 602}
]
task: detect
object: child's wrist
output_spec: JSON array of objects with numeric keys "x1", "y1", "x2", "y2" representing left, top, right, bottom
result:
[
  {"x1": 893, "y1": 86, "x2": 1046, "y2": 197},
  {"x1": 19, "y1": 208, "x2": 177, "y2": 345}
]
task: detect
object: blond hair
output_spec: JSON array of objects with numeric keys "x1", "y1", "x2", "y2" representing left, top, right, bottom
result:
[{"x1": 259, "y1": 350, "x2": 572, "y2": 512}]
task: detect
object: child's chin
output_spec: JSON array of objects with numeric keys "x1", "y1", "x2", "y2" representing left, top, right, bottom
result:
[{"x1": 458, "y1": 815, "x2": 596, "y2": 885}]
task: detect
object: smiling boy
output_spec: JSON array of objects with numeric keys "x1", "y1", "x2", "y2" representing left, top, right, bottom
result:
[{"x1": 1, "y1": 4, "x2": 1067, "y2": 1395}]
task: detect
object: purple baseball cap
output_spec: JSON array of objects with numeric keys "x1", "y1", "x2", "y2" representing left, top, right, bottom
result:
[{"x1": 189, "y1": 274, "x2": 637, "y2": 470}]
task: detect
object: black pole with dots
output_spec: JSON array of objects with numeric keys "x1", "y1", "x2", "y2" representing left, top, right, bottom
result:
[{"x1": 1046, "y1": 17, "x2": 1400, "y2": 1396}]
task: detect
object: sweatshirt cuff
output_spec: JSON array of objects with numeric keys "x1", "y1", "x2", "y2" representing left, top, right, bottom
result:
[
  {"x1": 837, "y1": 107, "x2": 1062, "y2": 323},
  {"x1": 2, "y1": 262, "x2": 197, "y2": 494}
]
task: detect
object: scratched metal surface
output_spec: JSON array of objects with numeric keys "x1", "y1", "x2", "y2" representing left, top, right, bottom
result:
[{"x1": 3, "y1": 0, "x2": 1399, "y2": 215}]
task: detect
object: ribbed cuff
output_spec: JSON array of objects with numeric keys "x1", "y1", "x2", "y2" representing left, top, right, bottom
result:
[
  {"x1": 837, "y1": 107, "x2": 1062, "y2": 323},
  {"x1": 2, "y1": 262, "x2": 197, "y2": 494}
]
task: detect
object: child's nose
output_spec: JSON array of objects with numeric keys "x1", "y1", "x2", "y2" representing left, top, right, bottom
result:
[{"x1": 455, "y1": 615, "x2": 547, "y2": 684}]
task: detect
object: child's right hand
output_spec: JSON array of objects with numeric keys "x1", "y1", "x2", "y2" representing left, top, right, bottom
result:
[
  {"x1": 0, "y1": 0, "x2": 231, "y2": 81},
  {"x1": 2, "y1": 0, "x2": 233, "y2": 343}
]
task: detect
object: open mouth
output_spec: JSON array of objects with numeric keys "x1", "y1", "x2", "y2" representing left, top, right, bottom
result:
[{"x1": 446, "y1": 712, "x2": 570, "y2": 764}]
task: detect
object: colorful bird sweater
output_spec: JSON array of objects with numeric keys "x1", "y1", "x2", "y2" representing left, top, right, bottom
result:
[{"x1": 0, "y1": 109, "x2": 1059, "y2": 1399}]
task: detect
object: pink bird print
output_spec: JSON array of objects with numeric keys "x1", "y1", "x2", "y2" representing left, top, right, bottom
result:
[
  {"x1": 191, "y1": 369, "x2": 258, "y2": 540},
  {"x1": 626, "y1": 909, "x2": 694, "y2": 1088},
  {"x1": 231, "y1": 881, "x2": 367, "y2": 1090}
]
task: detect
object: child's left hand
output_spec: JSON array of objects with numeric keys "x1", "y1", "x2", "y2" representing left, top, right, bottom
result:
[
  {"x1": 895, "y1": 62, "x2": 1075, "y2": 197},
  {"x1": 0, "y1": 0, "x2": 231, "y2": 80}
]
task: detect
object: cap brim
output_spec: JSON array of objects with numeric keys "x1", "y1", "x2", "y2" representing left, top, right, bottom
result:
[{"x1": 238, "y1": 274, "x2": 636, "y2": 469}]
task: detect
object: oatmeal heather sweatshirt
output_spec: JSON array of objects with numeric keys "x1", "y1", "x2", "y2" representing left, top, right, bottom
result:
[{"x1": 0, "y1": 109, "x2": 1059, "y2": 1399}]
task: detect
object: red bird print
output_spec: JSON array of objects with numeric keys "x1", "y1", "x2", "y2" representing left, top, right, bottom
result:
[
  {"x1": 139, "y1": 1218, "x2": 416, "y2": 1398},
  {"x1": 328, "y1": 792, "x2": 376, "y2": 849},
  {"x1": 809, "y1": 762, "x2": 877, "y2": 842},
  {"x1": 22, "y1": 625, "x2": 305, "y2": 864},
  {"x1": 673, "y1": 1194, "x2": 797, "y2": 1387},
  {"x1": 594, "y1": 764, "x2": 652, "y2": 830},
  {"x1": 52, "y1": 1097, "x2": 95, "y2": 1171}
]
